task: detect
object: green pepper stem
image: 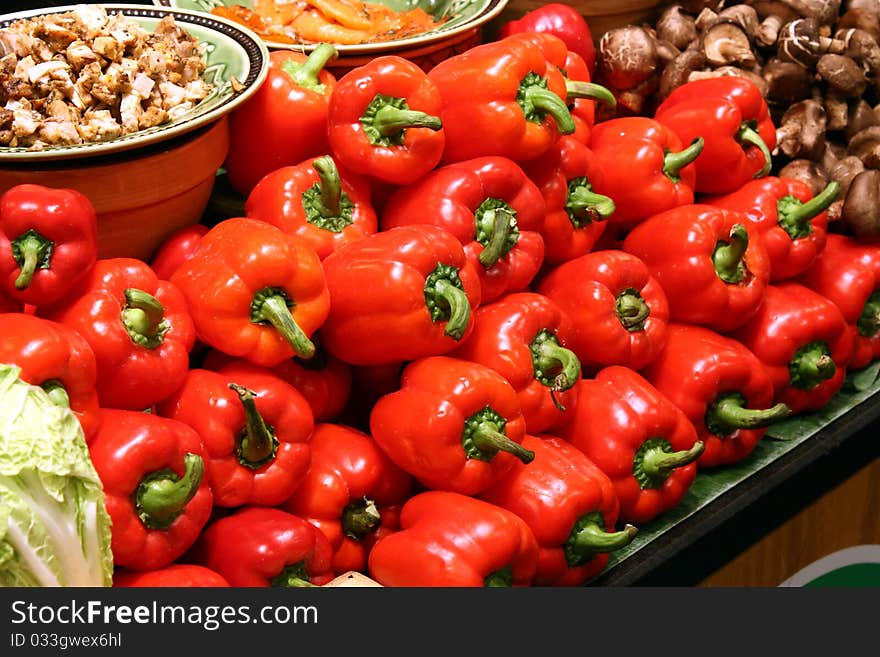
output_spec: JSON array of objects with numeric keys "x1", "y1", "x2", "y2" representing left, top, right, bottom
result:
[
  {"x1": 229, "y1": 383, "x2": 276, "y2": 467},
  {"x1": 280, "y1": 42, "x2": 337, "y2": 91},
  {"x1": 641, "y1": 441, "x2": 705, "y2": 479},
  {"x1": 13, "y1": 232, "x2": 44, "y2": 289},
  {"x1": 858, "y1": 293, "x2": 880, "y2": 338},
  {"x1": 41, "y1": 380, "x2": 70, "y2": 408},
  {"x1": 271, "y1": 562, "x2": 316, "y2": 588},
  {"x1": 777, "y1": 181, "x2": 840, "y2": 240},
  {"x1": 135, "y1": 453, "x2": 204, "y2": 530},
  {"x1": 663, "y1": 137, "x2": 704, "y2": 182},
  {"x1": 484, "y1": 567, "x2": 513, "y2": 587},
  {"x1": 566, "y1": 185, "x2": 615, "y2": 222},
  {"x1": 431, "y1": 279, "x2": 470, "y2": 341},
  {"x1": 523, "y1": 85, "x2": 575, "y2": 134},
  {"x1": 342, "y1": 498, "x2": 381, "y2": 540},
  {"x1": 254, "y1": 293, "x2": 316, "y2": 360},
  {"x1": 710, "y1": 396, "x2": 791, "y2": 430},
  {"x1": 122, "y1": 288, "x2": 168, "y2": 348},
  {"x1": 615, "y1": 289, "x2": 650, "y2": 331},
  {"x1": 478, "y1": 208, "x2": 515, "y2": 268},
  {"x1": 790, "y1": 342, "x2": 837, "y2": 390},
  {"x1": 570, "y1": 520, "x2": 638, "y2": 554},
  {"x1": 372, "y1": 105, "x2": 442, "y2": 137},
  {"x1": 534, "y1": 340, "x2": 581, "y2": 392},
  {"x1": 311, "y1": 155, "x2": 342, "y2": 217},
  {"x1": 565, "y1": 80, "x2": 616, "y2": 107},
  {"x1": 713, "y1": 224, "x2": 749, "y2": 284},
  {"x1": 738, "y1": 123, "x2": 772, "y2": 178},
  {"x1": 471, "y1": 422, "x2": 535, "y2": 464}
]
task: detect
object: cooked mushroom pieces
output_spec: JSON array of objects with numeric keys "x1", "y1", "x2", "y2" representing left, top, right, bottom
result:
[{"x1": 0, "y1": 5, "x2": 212, "y2": 149}]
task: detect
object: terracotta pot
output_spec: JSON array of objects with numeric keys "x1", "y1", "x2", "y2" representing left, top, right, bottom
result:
[{"x1": 0, "y1": 117, "x2": 229, "y2": 262}]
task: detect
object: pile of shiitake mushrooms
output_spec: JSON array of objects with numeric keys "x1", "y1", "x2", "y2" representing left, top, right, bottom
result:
[{"x1": 595, "y1": 0, "x2": 880, "y2": 239}]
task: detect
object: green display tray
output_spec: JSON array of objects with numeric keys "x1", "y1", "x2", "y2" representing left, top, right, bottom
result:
[{"x1": 589, "y1": 362, "x2": 880, "y2": 585}]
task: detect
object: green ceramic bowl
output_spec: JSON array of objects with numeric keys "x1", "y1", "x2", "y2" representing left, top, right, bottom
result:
[
  {"x1": 153, "y1": 0, "x2": 508, "y2": 53},
  {"x1": 0, "y1": 3, "x2": 269, "y2": 162}
]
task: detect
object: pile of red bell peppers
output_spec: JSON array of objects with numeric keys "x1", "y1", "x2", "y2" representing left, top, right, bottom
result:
[{"x1": 3, "y1": 23, "x2": 880, "y2": 589}]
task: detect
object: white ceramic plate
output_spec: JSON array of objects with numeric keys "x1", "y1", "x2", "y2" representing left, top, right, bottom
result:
[
  {"x1": 153, "y1": 0, "x2": 508, "y2": 54},
  {"x1": 0, "y1": 3, "x2": 269, "y2": 162}
]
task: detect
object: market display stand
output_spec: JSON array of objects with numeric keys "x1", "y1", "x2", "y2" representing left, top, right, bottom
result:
[{"x1": 589, "y1": 367, "x2": 880, "y2": 586}]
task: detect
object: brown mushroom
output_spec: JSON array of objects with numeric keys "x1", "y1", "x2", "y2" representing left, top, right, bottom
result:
[
  {"x1": 824, "y1": 91, "x2": 850, "y2": 131},
  {"x1": 829, "y1": 28, "x2": 880, "y2": 75},
  {"x1": 775, "y1": 99, "x2": 827, "y2": 159},
  {"x1": 781, "y1": 0, "x2": 842, "y2": 25},
  {"x1": 659, "y1": 45, "x2": 708, "y2": 99},
  {"x1": 656, "y1": 5, "x2": 698, "y2": 51},
  {"x1": 817, "y1": 53, "x2": 868, "y2": 97},
  {"x1": 842, "y1": 169, "x2": 880, "y2": 240},
  {"x1": 751, "y1": 1, "x2": 803, "y2": 47},
  {"x1": 779, "y1": 159, "x2": 830, "y2": 196},
  {"x1": 845, "y1": 0, "x2": 880, "y2": 12},
  {"x1": 598, "y1": 26, "x2": 659, "y2": 90},
  {"x1": 762, "y1": 58, "x2": 813, "y2": 104},
  {"x1": 777, "y1": 17, "x2": 827, "y2": 67},
  {"x1": 847, "y1": 99, "x2": 880, "y2": 141},
  {"x1": 702, "y1": 18, "x2": 758, "y2": 67},
  {"x1": 848, "y1": 125, "x2": 880, "y2": 168},
  {"x1": 827, "y1": 154, "x2": 866, "y2": 195},
  {"x1": 837, "y1": 8, "x2": 880, "y2": 42}
]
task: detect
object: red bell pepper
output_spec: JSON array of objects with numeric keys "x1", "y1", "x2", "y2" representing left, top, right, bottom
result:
[
  {"x1": 0, "y1": 313, "x2": 100, "y2": 441},
  {"x1": 150, "y1": 224, "x2": 209, "y2": 281},
  {"x1": 343, "y1": 362, "x2": 407, "y2": 430},
  {"x1": 157, "y1": 363, "x2": 314, "y2": 507},
  {"x1": 204, "y1": 344, "x2": 352, "y2": 423},
  {"x1": 521, "y1": 136, "x2": 613, "y2": 264},
  {"x1": 623, "y1": 204, "x2": 771, "y2": 333},
  {"x1": 327, "y1": 55, "x2": 444, "y2": 186},
  {"x1": 368, "y1": 491, "x2": 539, "y2": 587},
  {"x1": 654, "y1": 77, "x2": 777, "y2": 194},
  {"x1": 320, "y1": 225, "x2": 481, "y2": 365},
  {"x1": 39, "y1": 258, "x2": 195, "y2": 411},
  {"x1": 798, "y1": 234, "x2": 880, "y2": 370},
  {"x1": 89, "y1": 409, "x2": 213, "y2": 571},
  {"x1": 114, "y1": 564, "x2": 230, "y2": 587},
  {"x1": 370, "y1": 356, "x2": 533, "y2": 495},
  {"x1": 0, "y1": 288, "x2": 21, "y2": 312},
  {"x1": 501, "y1": 32, "x2": 614, "y2": 147},
  {"x1": 170, "y1": 217, "x2": 330, "y2": 367},
  {"x1": 382, "y1": 156, "x2": 545, "y2": 303},
  {"x1": 589, "y1": 117, "x2": 702, "y2": 230},
  {"x1": 450, "y1": 292, "x2": 581, "y2": 434},
  {"x1": 537, "y1": 250, "x2": 670, "y2": 372},
  {"x1": 641, "y1": 324, "x2": 791, "y2": 468},
  {"x1": 498, "y1": 3, "x2": 597, "y2": 75},
  {"x1": 556, "y1": 367, "x2": 703, "y2": 525},
  {"x1": 0, "y1": 183, "x2": 98, "y2": 306},
  {"x1": 192, "y1": 507, "x2": 334, "y2": 587},
  {"x1": 225, "y1": 44, "x2": 339, "y2": 196},
  {"x1": 245, "y1": 155, "x2": 377, "y2": 261},
  {"x1": 481, "y1": 435, "x2": 637, "y2": 586},
  {"x1": 428, "y1": 34, "x2": 575, "y2": 163},
  {"x1": 733, "y1": 283, "x2": 853, "y2": 414},
  {"x1": 704, "y1": 178, "x2": 838, "y2": 282},
  {"x1": 283, "y1": 423, "x2": 413, "y2": 574}
]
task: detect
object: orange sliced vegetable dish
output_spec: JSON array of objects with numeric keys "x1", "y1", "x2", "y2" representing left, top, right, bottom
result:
[{"x1": 212, "y1": 0, "x2": 445, "y2": 45}]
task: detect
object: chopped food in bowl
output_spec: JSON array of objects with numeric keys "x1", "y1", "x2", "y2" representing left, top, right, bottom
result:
[
  {"x1": 0, "y1": 4, "x2": 213, "y2": 150},
  {"x1": 211, "y1": 0, "x2": 444, "y2": 46}
]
